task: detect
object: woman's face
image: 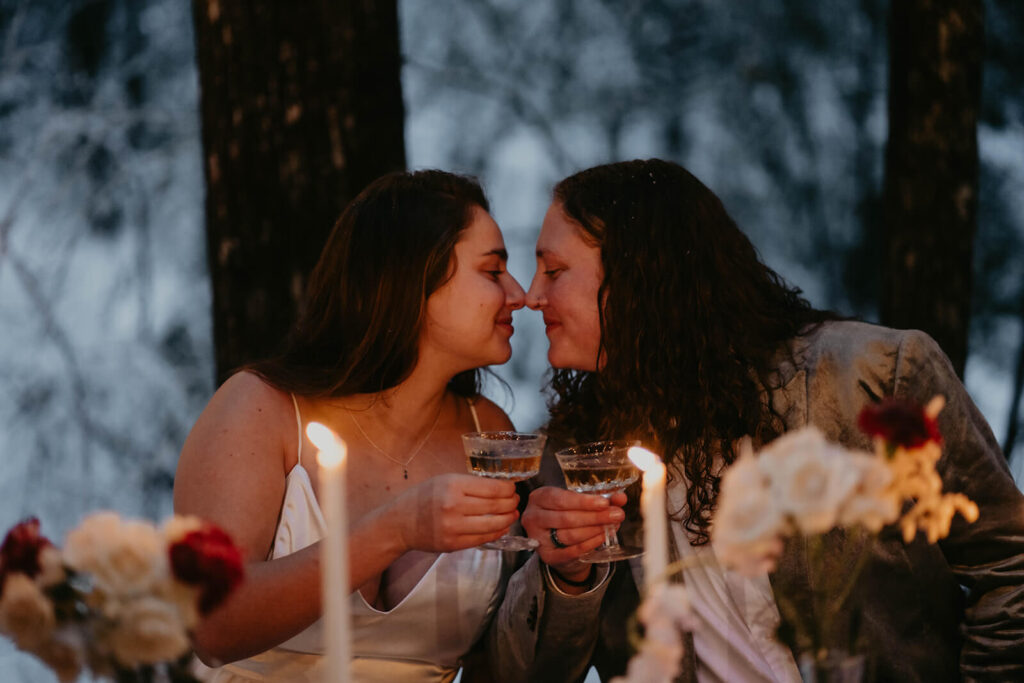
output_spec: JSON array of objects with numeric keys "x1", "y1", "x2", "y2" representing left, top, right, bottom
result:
[
  {"x1": 526, "y1": 201, "x2": 603, "y2": 371},
  {"x1": 422, "y1": 206, "x2": 526, "y2": 372}
]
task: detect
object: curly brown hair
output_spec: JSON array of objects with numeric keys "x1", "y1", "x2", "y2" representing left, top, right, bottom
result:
[{"x1": 545, "y1": 159, "x2": 838, "y2": 543}]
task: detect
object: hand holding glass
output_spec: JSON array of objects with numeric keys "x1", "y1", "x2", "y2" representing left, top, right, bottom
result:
[
  {"x1": 555, "y1": 440, "x2": 643, "y2": 563},
  {"x1": 462, "y1": 431, "x2": 545, "y2": 551}
]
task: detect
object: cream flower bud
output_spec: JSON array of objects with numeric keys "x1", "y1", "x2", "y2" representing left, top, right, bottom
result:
[
  {"x1": 35, "y1": 545, "x2": 67, "y2": 589},
  {"x1": 0, "y1": 573, "x2": 56, "y2": 649},
  {"x1": 162, "y1": 515, "x2": 205, "y2": 544}
]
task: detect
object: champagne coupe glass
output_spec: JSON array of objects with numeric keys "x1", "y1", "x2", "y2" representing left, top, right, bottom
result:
[
  {"x1": 462, "y1": 431, "x2": 546, "y2": 551},
  {"x1": 555, "y1": 440, "x2": 643, "y2": 563}
]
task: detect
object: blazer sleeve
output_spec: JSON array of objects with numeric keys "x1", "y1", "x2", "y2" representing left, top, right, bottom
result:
[
  {"x1": 892, "y1": 330, "x2": 1024, "y2": 680},
  {"x1": 473, "y1": 553, "x2": 613, "y2": 683}
]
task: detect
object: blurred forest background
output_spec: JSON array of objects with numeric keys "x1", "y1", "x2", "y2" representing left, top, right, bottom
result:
[{"x1": 0, "y1": 0, "x2": 1022, "y2": 678}]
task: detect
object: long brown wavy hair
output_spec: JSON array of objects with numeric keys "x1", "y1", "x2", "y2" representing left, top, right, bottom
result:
[
  {"x1": 545, "y1": 159, "x2": 839, "y2": 543},
  {"x1": 248, "y1": 170, "x2": 489, "y2": 399}
]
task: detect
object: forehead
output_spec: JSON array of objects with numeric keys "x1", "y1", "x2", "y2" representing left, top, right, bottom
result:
[
  {"x1": 537, "y1": 202, "x2": 595, "y2": 258},
  {"x1": 459, "y1": 206, "x2": 505, "y2": 249}
]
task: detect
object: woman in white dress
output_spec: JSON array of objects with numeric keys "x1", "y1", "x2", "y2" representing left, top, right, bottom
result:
[{"x1": 174, "y1": 170, "x2": 531, "y2": 682}]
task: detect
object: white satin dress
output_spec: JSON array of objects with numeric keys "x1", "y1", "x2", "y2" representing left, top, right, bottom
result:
[{"x1": 209, "y1": 397, "x2": 507, "y2": 683}]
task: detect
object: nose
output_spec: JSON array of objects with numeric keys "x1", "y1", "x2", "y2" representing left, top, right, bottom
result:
[
  {"x1": 526, "y1": 271, "x2": 546, "y2": 310},
  {"x1": 505, "y1": 274, "x2": 526, "y2": 311}
]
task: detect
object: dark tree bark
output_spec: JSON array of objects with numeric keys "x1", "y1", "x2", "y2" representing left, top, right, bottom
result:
[
  {"x1": 881, "y1": 0, "x2": 983, "y2": 378},
  {"x1": 1004, "y1": 298, "x2": 1024, "y2": 459},
  {"x1": 191, "y1": 0, "x2": 406, "y2": 383}
]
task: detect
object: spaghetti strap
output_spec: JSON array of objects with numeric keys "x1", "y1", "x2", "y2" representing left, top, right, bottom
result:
[
  {"x1": 468, "y1": 399, "x2": 482, "y2": 432},
  {"x1": 290, "y1": 393, "x2": 303, "y2": 466}
]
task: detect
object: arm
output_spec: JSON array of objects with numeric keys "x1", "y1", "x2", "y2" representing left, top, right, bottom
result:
[
  {"x1": 892, "y1": 331, "x2": 1024, "y2": 680},
  {"x1": 173, "y1": 373, "x2": 519, "y2": 665}
]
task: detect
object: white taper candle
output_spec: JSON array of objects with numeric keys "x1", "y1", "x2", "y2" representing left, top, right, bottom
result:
[
  {"x1": 628, "y1": 446, "x2": 668, "y2": 590},
  {"x1": 307, "y1": 421, "x2": 351, "y2": 683}
]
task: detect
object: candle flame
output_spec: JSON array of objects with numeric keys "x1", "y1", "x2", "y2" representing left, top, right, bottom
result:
[
  {"x1": 307, "y1": 421, "x2": 346, "y2": 468},
  {"x1": 628, "y1": 446, "x2": 661, "y2": 471}
]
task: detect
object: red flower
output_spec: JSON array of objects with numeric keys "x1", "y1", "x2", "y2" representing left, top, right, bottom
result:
[
  {"x1": 0, "y1": 518, "x2": 53, "y2": 591},
  {"x1": 857, "y1": 397, "x2": 942, "y2": 449},
  {"x1": 169, "y1": 525, "x2": 244, "y2": 615}
]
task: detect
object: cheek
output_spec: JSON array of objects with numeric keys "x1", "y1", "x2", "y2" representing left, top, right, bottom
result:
[
  {"x1": 576, "y1": 312, "x2": 602, "y2": 357},
  {"x1": 559, "y1": 282, "x2": 598, "y2": 327},
  {"x1": 570, "y1": 288, "x2": 602, "y2": 352},
  {"x1": 471, "y1": 285, "x2": 503, "y2": 324},
  {"x1": 547, "y1": 280, "x2": 569, "y2": 313},
  {"x1": 583, "y1": 309, "x2": 602, "y2": 342}
]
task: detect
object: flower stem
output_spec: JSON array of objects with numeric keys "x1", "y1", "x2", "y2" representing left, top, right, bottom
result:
[
  {"x1": 828, "y1": 529, "x2": 874, "y2": 619},
  {"x1": 807, "y1": 533, "x2": 828, "y2": 653}
]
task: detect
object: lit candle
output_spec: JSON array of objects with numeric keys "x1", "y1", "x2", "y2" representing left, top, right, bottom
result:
[
  {"x1": 628, "y1": 446, "x2": 668, "y2": 591},
  {"x1": 307, "y1": 421, "x2": 351, "y2": 683}
]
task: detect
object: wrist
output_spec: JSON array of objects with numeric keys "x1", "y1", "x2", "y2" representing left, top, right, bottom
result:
[
  {"x1": 374, "y1": 497, "x2": 413, "y2": 555},
  {"x1": 549, "y1": 563, "x2": 595, "y2": 588}
]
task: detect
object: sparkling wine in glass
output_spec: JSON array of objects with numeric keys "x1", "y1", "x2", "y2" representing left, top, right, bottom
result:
[
  {"x1": 462, "y1": 431, "x2": 545, "y2": 551},
  {"x1": 555, "y1": 440, "x2": 643, "y2": 563}
]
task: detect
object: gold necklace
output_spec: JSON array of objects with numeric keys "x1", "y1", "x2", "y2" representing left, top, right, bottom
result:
[{"x1": 347, "y1": 403, "x2": 443, "y2": 479}]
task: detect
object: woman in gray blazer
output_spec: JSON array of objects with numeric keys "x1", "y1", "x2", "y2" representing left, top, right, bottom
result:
[{"x1": 486, "y1": 159, "x2": 1024, "y2": 682}]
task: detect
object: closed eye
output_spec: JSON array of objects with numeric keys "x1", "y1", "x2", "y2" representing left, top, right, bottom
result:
[{"x1": 544, "y1": 268, "x2": 562, "y2": 278}]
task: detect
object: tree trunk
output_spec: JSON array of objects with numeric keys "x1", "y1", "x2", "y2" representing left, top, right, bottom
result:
[
  {"x1": 881, "y1": 0, "x2": 983, "y2": 378},
  {"x1": 192, "y1": 0, "x2": 406, "y2": 384},
  {"x1": 1004, "y1": 298, "x2": 1024, "y2": 461}
]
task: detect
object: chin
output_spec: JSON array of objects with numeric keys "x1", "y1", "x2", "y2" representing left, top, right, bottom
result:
[
  {"x1": 548, "y1": 348, "x2": 597, "y2": 372},
  {"x1": 484, "y1": 344, "x2": 513, "y2": 366},
  {"x1": 546, "y1": 350, "x2": 573, "y2": 371}
]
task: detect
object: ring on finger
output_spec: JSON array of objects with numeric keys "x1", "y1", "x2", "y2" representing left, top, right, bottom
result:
[{"x1": 549, "y1": 528, "x2": 568, "y2": 549}]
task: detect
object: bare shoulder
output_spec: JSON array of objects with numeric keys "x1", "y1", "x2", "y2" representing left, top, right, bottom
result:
[
  {"x1": 173, "y1": 371, "x2": 295, "y2": 559},
  {"x1": 470, "y1": 395, "x2": 516, "y2": 431},
  {"x1": 213, "y1": 370, "x2": 294, "y2": 415},
  {"x1": 180, "y1": 372, "x2": 295, "y2": 460}
]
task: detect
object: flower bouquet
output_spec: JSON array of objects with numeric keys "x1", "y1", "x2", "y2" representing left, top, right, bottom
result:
[
  {"x1": 0, "y1": 512, "x2": 244, "y2": 682},
  {"x1": 712, "y1": 395, "x2": 978, "y2": 680},
  {"x1": 613, "y1": 395, "x2": 979, "y2": 683}
]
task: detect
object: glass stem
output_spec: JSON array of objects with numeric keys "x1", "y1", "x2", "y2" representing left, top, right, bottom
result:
[
  {"x1": 601, "y1": 524, "x2": 619, "y2": 549},
  {"x1": 599, "y1": 492, "x2": 619, "y2": 549}
]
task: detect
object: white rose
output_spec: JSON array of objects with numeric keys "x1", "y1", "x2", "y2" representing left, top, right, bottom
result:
[
  {"x1": 837, "y1": 454, "x2": 899, "y2": 532},
  {"x1": 103, "y1": 596, "x2": 190, "y2": 666},
  {"x1": 65, "y1": 512, "x2": 167, "y2": 598},
  {"x1": 713, "y1": 456, "x2": 785, "y2": 575},
  {"x1": 765, "y1": 429, "x2": 861, "y2": 534},
  {"x1": 756, "y1": 427, "x2": 828, "y2": 475},
  {"x1": 0, "y1": 573, "x2": 56, "y2": 649},
  {"x1": 63, "y1": 511, "x2": 120, "y2": 571}
]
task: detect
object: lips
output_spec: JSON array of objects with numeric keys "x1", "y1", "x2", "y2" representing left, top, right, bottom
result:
[
  {"x1": 543, "y1": 316, "x2": 561, "y2": 334},
  {"x1": 496, "y1": 316, "x2": 514, "y2": 336}
]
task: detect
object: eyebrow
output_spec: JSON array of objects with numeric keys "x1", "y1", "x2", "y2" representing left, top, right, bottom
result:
[{"x1": 482, "y1": 248, "x2": 508, "y2": 260}]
